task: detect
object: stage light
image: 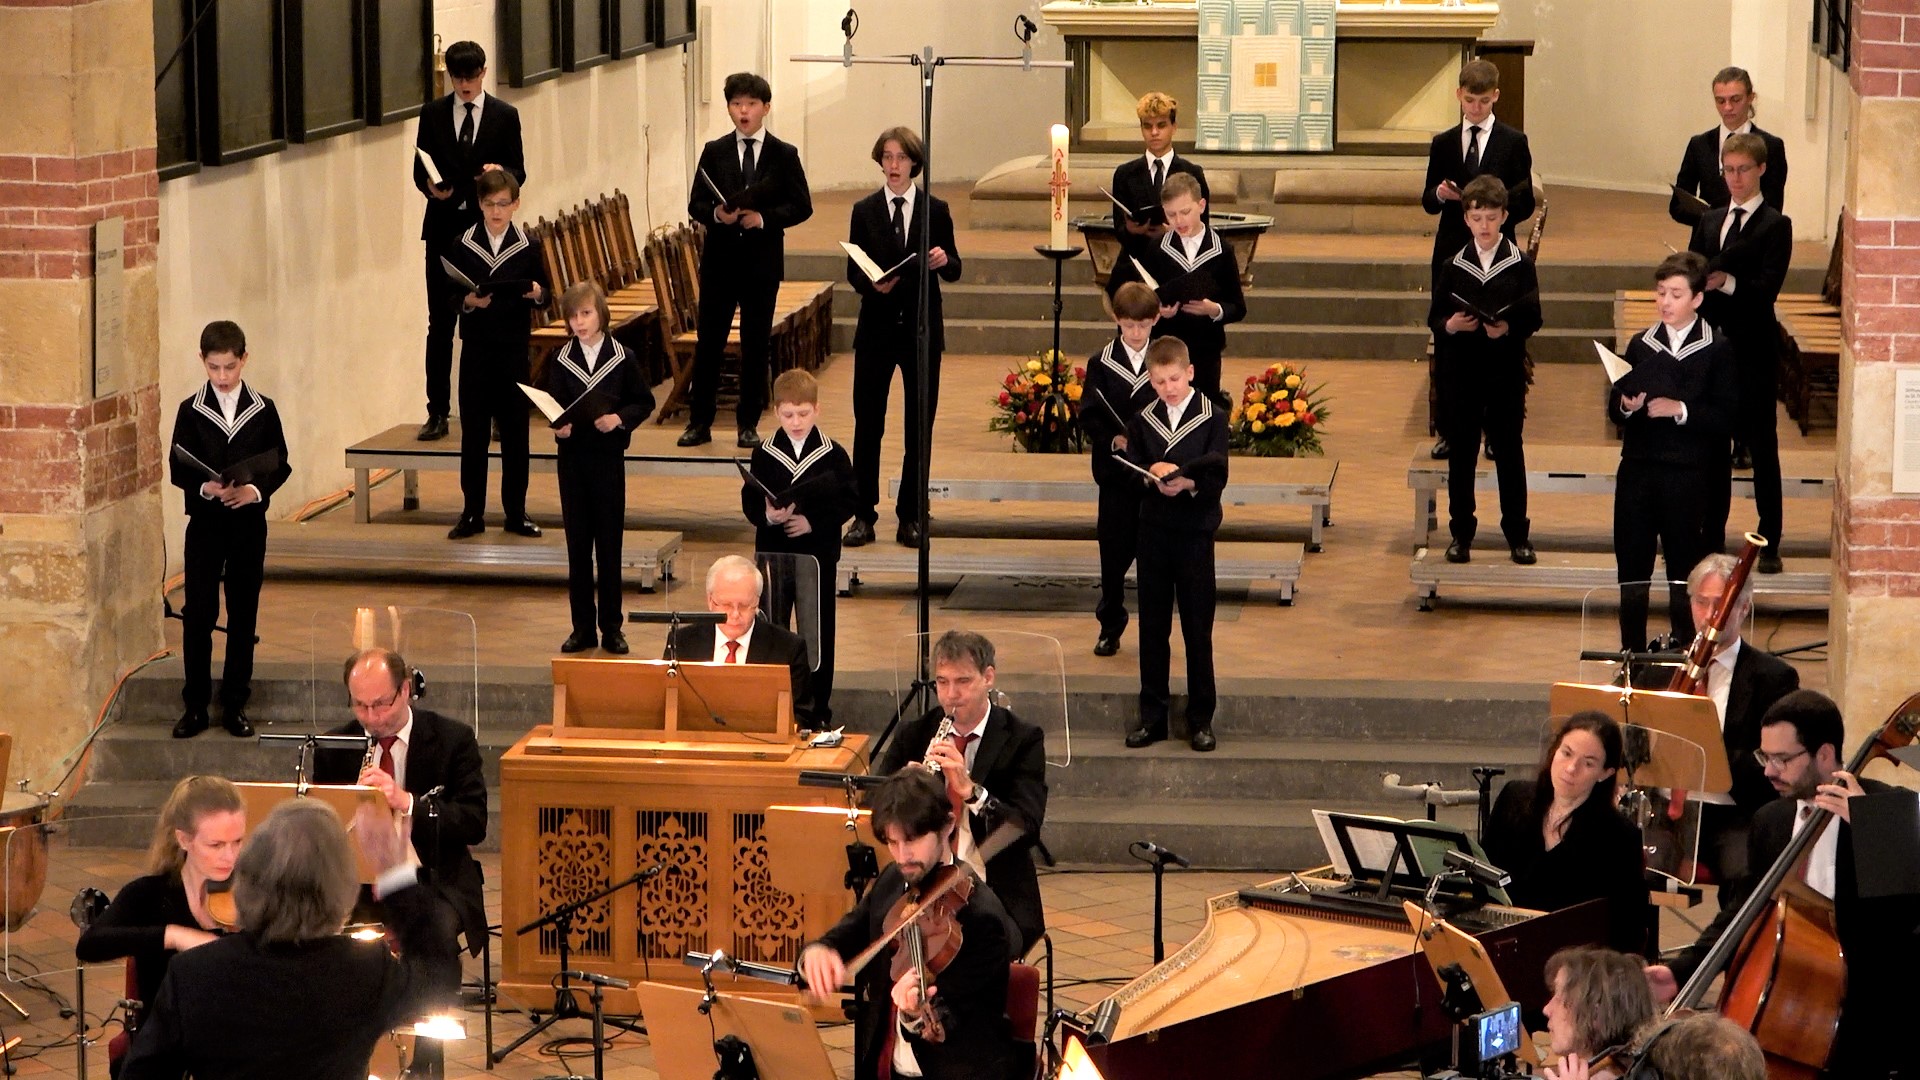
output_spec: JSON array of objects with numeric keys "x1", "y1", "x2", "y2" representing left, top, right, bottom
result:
[
  {"x1": 1060, "y1": 1035, "x2": 1108, "y2": 1080},
  {"x1": 412, "y1": 1014, "x2": 468, "y2": 1040}
]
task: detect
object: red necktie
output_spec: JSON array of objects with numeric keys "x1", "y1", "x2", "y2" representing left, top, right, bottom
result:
[
  {"x1": 725, "y1": 639, "x2": 740, "y2": 664},
  {"x1": 377, "y1": 735, "x2": 399, "y2": 778},
  {"x1": 952, "y1": 731, "x2": 978, "y2": 762}
]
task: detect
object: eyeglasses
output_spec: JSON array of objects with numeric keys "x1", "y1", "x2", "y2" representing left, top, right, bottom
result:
[
  {"x1": 1720, "y1": 164, "x2": 1758, "y2": 177},
  {"x1": 350, "y1": 689, "x2": 401, "y2": 713},
  {"x1": 479, "y1": 199, "x2": 516, "y2": 210},
  {"x1": 1752, "y1": 748, "x2": 1809, "y2": 769}
]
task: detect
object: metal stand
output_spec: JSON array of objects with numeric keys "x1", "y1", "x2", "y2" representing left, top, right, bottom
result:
[
  {"x1": 1037, "y1": 245, "x2": 1086, "y2": 454},
  {"x1": 491, "y1": 871, "x2": 654, "y2": 1066},
  {"x1": 1127, "y1": 842, "x2": 1188, "y2": 965},
  {"x1": 795, "y1": 19, "x2": 1073, "y2": 764}
]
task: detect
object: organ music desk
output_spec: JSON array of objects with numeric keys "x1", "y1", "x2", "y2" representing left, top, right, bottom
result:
[{"x1": 498, "y1": 658, "x2": 869, "y2": 1013}]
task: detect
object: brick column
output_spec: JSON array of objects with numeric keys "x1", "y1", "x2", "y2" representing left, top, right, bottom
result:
[
  {"x1": 0, "y1": 1, "x2": 163, "y2": 780},
  {"x1": 1832, "y1": 1, "x2": 1920, "y2": 743}
]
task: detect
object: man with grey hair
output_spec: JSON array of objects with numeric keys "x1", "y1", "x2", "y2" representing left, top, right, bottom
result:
[
  {"x1": 1634, "y1": 1013, "x2": 1765, "y2": 1080},
  {"x1": 665, "y1": 554, "x2": 816, "y2": 726},
  {"x1": 121, "y1": 799, "x2": 460, "y2": 1079}
]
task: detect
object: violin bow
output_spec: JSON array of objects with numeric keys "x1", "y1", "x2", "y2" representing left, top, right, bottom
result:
[{"x1": 843, "y1": 822, "x2": 1025, "y2": 980}]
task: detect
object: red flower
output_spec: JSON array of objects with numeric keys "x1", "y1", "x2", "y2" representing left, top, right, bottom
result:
[
  {"x1": 1303, "y1": 411, "x2": 1317, "y2": 425},
  {"x1": 1004, "y1": 372, "x2": 1019, "y2": 388},
  {"x1": 998, "y1": 391, "x2": 1012, "y2": 406},
  {"x1": 1074, "y1": 366, "x2": 1086, "y2": 379},
  {"x1": 1246, "y1": 376, "x2": 1258, "y2": 386}
]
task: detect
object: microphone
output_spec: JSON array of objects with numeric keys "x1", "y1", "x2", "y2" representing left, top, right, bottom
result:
[
  {"x1": 702, "y1": 949, "x2": 737, "y2": 976},
  {"x1": 562, "y1": 970, "x2": 632, "y2": 989},
  {"x1": 1132, "y1": 841, "x2": 1190, "y2": 868},
  {"x1": 1013, "y1": 14, "x2": 1037, "y2": 70},
  {"x1": 1442, "y1": 848, "x2": 1512, "y2": 889},
  {"x1": 637, "y1": 863, "x2": 664, "y2": 882}
]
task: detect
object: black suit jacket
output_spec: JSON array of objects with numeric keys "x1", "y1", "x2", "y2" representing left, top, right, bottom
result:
[
  {"x1": 1125, "y1": 395, "x2": 1231, "y2": 535},
  {"x1": 1668, "y1": 125, "x2": 1788, "y2": 226},
  {"x1": 1720, "y1": 645, "x2": 1800, "y2": 813},
  {"x1": 876, "y1": 706, "x2": 1049, "y2": 955},
  {"x1": 1428, "y1": 237, "x2": 1543, "y2": 376},
  {"x1": 688, "y1": 130, "x2": 812, "y2": 285},
  {"x1": 169, "y1": 383, "x2": 293, "y2": 518},
  {"x1": 1104, "y1": 226, "x2": 1246, "y2": 359},
  {"x1": 1612, "y1": 321, "x2": 1739, "y2": 468},
  {"x1": 1109, "y1": 154, "x2": 1211, "y2": 255},
  {"x1": 814, "y1": 863, "x2": 1017, "y2": 1080},
  {"x1": 741, "y1": 428, "x2": 857, "y2": 567},
  {"x1": 1079, "y1": 339, "x2": 1158, "y2": 487},
  {"x1": 1421, "y1": 121, "x2": 1535, "y2": 264},
  {"x1": 1688, "y1": 202, "x2": 1792, "y2": 365},
  {"x1": 120, "y1": 876, "x2": 459, "y2": 1080},
  {"x1": 665, "y1": 617, "x2": 817, "y2": 727},
  {"x1": 847, "y1": 187, "x2": 962, "y2": 354},
  {"x1": 1484, "y1": 780, "x2": 1648, "y2": 954},
  {"x1": 313, "y1": 709, "x2": 490, "y2": 955},
  {"x1": 534, "y1": 336, "x2": 657, "y2": 454},
  {"x1": 413, "y1": 92, "x2": 527, "y2": 242}
]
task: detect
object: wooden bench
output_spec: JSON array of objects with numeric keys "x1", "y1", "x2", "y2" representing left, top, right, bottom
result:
[
  {"x1": 1409, "y1": 549, "x2": 1828, "y2": 612},
  {"x1": 889, "y1": 455, "x2": 1338, "y2": 551},
  {"x1": 343, "y1": 421, "x2": 743, "y2": 523},
  {"x1": 267, "y1": 520, "x2": 682, "y2": 591},
  {"x1": 1406, "y1": 444, "x2": 1835, "y2": 551},
  {"x1": 838, "y1": 538, "x2": 1306, "y2": 605}
]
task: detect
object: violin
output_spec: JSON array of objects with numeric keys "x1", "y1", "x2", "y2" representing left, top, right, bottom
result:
[
  {"x1": 883, "y1": 864, "x2": 973, "y2": 1043},
  {"x1": 203, "y1": 877, "x2": 239, "y2": 933}
]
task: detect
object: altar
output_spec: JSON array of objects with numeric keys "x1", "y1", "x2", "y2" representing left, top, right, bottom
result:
[{"x1": 1042, "y1": 0, "x2": 1502, "y2": 154}]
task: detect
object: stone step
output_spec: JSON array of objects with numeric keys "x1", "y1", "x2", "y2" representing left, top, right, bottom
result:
[
  {"x1": 1043, "y1": 796, "x2": 1481, "y2": 869},
  {"x1": 1046, "y1": 738, "x2": 1536, "y2": 802},
  {"x1": 60, "y1": 780, "x2": 508, "y2": 853},
  {"x1": 82, "y1": 723, "x2": 529, "y2": 789}
]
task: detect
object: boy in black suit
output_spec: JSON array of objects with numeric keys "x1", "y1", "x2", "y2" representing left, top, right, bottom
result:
[
  {"x1": 443, "y1": 169, "x2": 549, "y2": 541},
  {"x1": 537, "y1": 281, "x2": 656, "y2": 656},
  {"x1": 680, "y1": 72, "x2": 813, "y2": 450},
  {"x1": 1668, "y1": 66, "x2": 1788, "y2": 227},
  {"x1": 664, "y1": 556, "x2": 817, "y2": 727},
  {"x1": 1103, "y1": 173, "x2": 1245, "y2": 406},
  {"x1": 798, "y1": 769, "x2": 1017, "y2": 1080},
  {"x1": 842, "y1": 126, "x2": 961, "y2": 550},
  {"x1": 1611, "y1": 253, "x2": 1738, "y2": 651},
  {"x1": 411, "y1": 41, "x2": 525, "y2": 442},
  {"x1": 169, "y1": 320, "x2": 291, "y2": 739},
  {"x1": 1108, "y1": 91, "x2": 1211, "y2": 259},
  {"x1": 1430, "y1": 176, "x2": 1542, "y2": 566},
  {"x1": 1689, "y1": 132, "x2": 1792, "y2": 571},
  {"x1": 1124, "y1": 339, "x2": 1230, "y2": 753},
  {"x1": 743, "y1": 370, "x2": 855, "y2": 723},
  {"x1": 1080, "y1": 282, "x2": 1163, "y2": 657}
]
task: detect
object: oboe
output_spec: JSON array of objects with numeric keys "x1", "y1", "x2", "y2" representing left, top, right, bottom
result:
[{"x1": 923, "y1": 716, "x2": 956, "y2": 776}]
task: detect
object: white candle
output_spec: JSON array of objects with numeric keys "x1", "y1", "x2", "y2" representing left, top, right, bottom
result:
[{"x1": 1049, "y1": 123, "x2": 1069, "y2": 250}]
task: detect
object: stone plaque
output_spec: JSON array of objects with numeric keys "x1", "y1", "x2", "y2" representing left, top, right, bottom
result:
[
  {"x1": 1896, "y1": 368, "x2": 1920, "y2": 494},
  {"x1": 92, "y1": 217, "x2": 126, "y2": 400}
]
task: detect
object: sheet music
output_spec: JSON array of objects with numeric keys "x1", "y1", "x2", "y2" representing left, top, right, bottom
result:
[
  {"x1": 1593, "y1": 340, "x2": 1633, "y2": 384},
  {"x1": 517, "y1": 382, "x2": 565, "y2": 423},
  {"x1": 416, "y1": 147, "x2": 443, "y2": 187},
  {"x1": 1128, "y1": 256, "x2": 1160, "y2": 292}
]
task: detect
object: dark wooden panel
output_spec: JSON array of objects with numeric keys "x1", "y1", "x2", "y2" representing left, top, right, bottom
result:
[
  {"x1": 654, "y1": 0, "x2": 694, "y2": 48},
  {"x1": 611, "y1": 0, "x2": 654, "y2": 59},
  {"x1": 560, "y1": 0, "x2": 610, "y2": 72},
  {"x1": 154, "y1": 0, "x2": 201, "y2": 180},
  {"x1": 283, "y1": 0, "x2": 364, "y2": 143},
  {"x1": 501, "y1": 0, "x2": 562, "y2": 88},
  {"x1": 365, "y1": 0, "x2": 432, "y2": 124},
  {"x1": 198, "y1": 0, "x2": 287, "y2": 165}
]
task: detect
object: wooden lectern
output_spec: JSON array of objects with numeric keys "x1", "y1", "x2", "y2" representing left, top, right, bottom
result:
[
  {"x1": 499, "y1": 659, "x2": 869, "y2": 1014},
  {"x1": 634, "y1": 981, "x2": 834, "y2": 1080}
]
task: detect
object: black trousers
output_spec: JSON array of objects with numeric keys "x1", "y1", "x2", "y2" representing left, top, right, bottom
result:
[
  {"x1": 851, "y1": 341, "x2": 941, "y2": 525},
  {"x1": 760, "y1": 551, "x2": 835, "y2": 725},
  {"x1": 1615, "y1": 460, "x2": 1716, "y2": 649},
  {"x1": 689, "y1": 273, "x2": 777, "y2": 430},
  {"x1": 457, "y1": 345, "x2": 531, "y2": 520},
  {"x1": 1707, "y1": 357, "x2": 1783, "y2": 555},
  {"x1": 422, "y1": 234, "x2": 464, "y2": 418},
  {"x1": 557, "y1": 446, "x2": 626, "y2": 637},
  {"x1": 1137, "y1": 525, "x2": 1217, "y2": 733},
  {"x1": 1180, "y1": 340, "x2": 1224, "y2": 407},
  {"x1": 1094, "y1": 477, "x2": 1144, "y2": 638},
  {"x1": 181, "y1": 512, "x2": 268, "y2": 712},
  {"x1": 1441, "y1": 371, "x2": 1529, "y2": 547}
]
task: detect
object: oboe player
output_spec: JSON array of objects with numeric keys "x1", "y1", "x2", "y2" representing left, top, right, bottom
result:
[{"x1": 874, "y1": 631, "x2": 1048, "y2": 956}]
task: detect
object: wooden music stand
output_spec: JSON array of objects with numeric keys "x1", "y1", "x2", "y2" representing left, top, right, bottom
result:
[
  {"x1": 763, "y1": 805, "x2": 892, "y2": 897},
  {"x1": 543, "y1": 657, "x2": 794, "y2": 746},
  {"x1": 1548, "y1": 682, "x2": 1730, "y2": 794},
  {"x1": 1401, "y1": 900, "x2": 1542, "y2": 1068},
  {"x1": 634, "y1": 980, "x2": 833, "y2": 1080},
  {"x1": 234, "y1": 782, "x2": 390, "y2": 883}
]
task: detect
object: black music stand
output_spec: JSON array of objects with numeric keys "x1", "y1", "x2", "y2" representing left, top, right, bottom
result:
[{"x1": 489, "y1": 870, "x2": 655, "y2": 1065}]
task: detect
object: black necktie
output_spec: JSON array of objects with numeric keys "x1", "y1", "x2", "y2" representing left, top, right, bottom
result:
[
  {"x1": 740, "y1": 137, "x2": 757, "y2": 188},
  {"x1": 459, "y1": 102, "x2": 475, "y2": 150},
  {"x1": 891, "y1": 196, "x2": 906, "y2": 249},
  {"x1": 1725, "y1": 207, "x2": 1746, "y2": 245},
  {"x1": 1151, "y1": 158, "x2": 1164, "y2": 190},
  {"x1": 1464, "y1": 125, "x2": 1481, "y2": 173}
]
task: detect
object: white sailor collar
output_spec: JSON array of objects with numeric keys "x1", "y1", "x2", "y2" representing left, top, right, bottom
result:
[
  {"x1": 1097, "y1": 340, "x2": 1152, "y2": 392},
  {"x1": 1451, "y1": 237, "x2": 1523, "y2": 283},
  {"x1": 761, "y1": 428, "x2": 835, "y2": 479},
  {"x1": 192, "y1": 381, "x2": 264, "y2": 441},
  {"x1": 1143, "y1": 392, "x2": 1214, "y2": 449},
  {"x1": 460, "y1": 222, "x2": 531, "y2": 272},
  {"x1": 1640, "y1": 319, "x2": 1715, "y2": 360},
  {"x1": 556, "y1": 337, "x2": 628, "y2": 394},
  {"x1": 1158, "y1": 226, "x2": 1222, "y2": 272}
]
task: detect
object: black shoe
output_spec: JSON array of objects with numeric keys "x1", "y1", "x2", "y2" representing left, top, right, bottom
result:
[
  {"x1": 1093, "y1": 635, "x2": 1120, "y2": 657},
  {"x1": 503, "y1": 516, "x2": 542, "y2": 538},
  {"x1": 1124, "y1": 724, "x2": 1166, "y2": 749},
  {"x1": 448, "y1": 515, "x2": 484, "y2": 539},
  {"x1": 1190, "y1": 727, "x2": 1217, "y2": 752},
  {"x1": 1732, "y1": 445, "x2": 1753, "y2": 470},
  {"x1": 1509, "y1": 542, "x2": 1537, "y2": 566},
  {"x1": 172, "y1": 709, "x2": 209, "y2": 739},
  {"x1": 677, "y1": 425, "x2": 712, "y2": 447},
  {"x1": 223, "y1": 711, "x2": 254, "y2": 738},
  {"x1": 416, "y1": 414, "x2": 449, "y2": 441},
  {"x1": 1430, "y1": 438, "x2": 1451, "y2": 460},
  {"x1": 736, "y1": 428, "x2": 762, "y2": 449},
  {"x1": 1757, "y1": 552, "x2": 1784, "y2": 575},
  {"x1": 1445, "y1": 540, "x2": 1471, "y2": 563},
  {"x1": 897, "y1": 520, "x2": 923, "y2": 548},
  {"x1": 601, "y1": 632, "x2": 630, "y2": 655},
  {"x1": 843, "y1": 519, "x2": 875, "y2": 547},
  {"x1": 560, "y1": 632, "x2": 595, "y2": 653}
]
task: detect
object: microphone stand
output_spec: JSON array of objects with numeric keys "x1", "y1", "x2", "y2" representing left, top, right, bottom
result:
[
  {"x1": 1127, "y1": 841, "x2": 1188, "y2": 965},
  {"x1": 490, "y1": 869, "x2": 657, "y2": 1064}
]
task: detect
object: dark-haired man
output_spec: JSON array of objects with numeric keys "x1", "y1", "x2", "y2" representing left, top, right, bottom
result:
[{"x1": 799, "y1": 769, "x2": 1018, "y2": 1080}]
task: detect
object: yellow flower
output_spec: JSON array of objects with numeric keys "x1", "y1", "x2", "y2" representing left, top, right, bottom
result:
[
  {"x1": 1230, "y1": 407, "x2": 1244, "y2": 423},
  {"x1": 1248, "y1": 388, "x2": 1266, "y2": 403},
  {"x1": 1276, "y1": 411, "x2": 1298, "y2": 427},
  {"x1": 1034, "y1": 373, "x2": 1053, "y2": 387},
  {"x1": 1285, "y1": 374, "x2": 1302, "y2": 388},
  {"x1": 1026, "y1": 359, "x2": 1044, "y2": 372},
  {"x1": 1268, "y1": 362, "x2": 1284, "y2": 373},
  {"x1": 1064, "y1": 383, "x2": 1083, "y2": 401},
  {"x1": 1246, "y1": 402, "x2": 1265, "y2": 419},
  {"x1": 1250, "y1": 420, "x2": 1266, "y2": 433},
  {"x1": 1293, "y1": 398, "x2": 1309, "y2": 413}
]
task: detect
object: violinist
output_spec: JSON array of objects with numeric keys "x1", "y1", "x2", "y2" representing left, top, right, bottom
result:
[
  {"x1": 798, "y1": 769, "x2": 1019, "y2": 1080},
  {"x1": 75, "y1": 776, "x2": 245, "y2": 1077},
  {"x1": 1538, "y1": 946, "x2": 1654, "y2": 1080},
  {"x1": 1482, "y1": 711, "x2": 1648, "y2": 953}
]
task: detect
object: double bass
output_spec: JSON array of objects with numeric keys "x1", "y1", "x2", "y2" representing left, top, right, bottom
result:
[{"x1": 1665, "y1": 691, "x2": 1920, "y2": 1078}]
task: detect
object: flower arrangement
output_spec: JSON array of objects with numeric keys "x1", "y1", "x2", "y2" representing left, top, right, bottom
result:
[
  {"x1": 1229, "y1": 362, "x2": 1330, "y2": 457},
  {"x1": 987, "y1": 350, "x2": 1086, "y2": 453}
]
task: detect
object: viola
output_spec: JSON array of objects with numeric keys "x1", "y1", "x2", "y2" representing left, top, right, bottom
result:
[{"x1": 883, "y1": 864, "x2": 973, "y2": 1043}]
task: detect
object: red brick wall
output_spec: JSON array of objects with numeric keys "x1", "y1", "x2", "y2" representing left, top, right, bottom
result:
[
  {"x1": 0, "y1": 389, "x2": 163, "y2": 515},
  {"x1": 0, "y1": 149, "x2": 159, "y2": 279}
]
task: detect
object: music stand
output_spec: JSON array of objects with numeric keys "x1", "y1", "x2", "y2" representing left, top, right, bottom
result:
[
  {"x1": 1547, "y1": 683, "x2": 1730, "y2": 793},
  {"x1": 634, "y1": 980, "x2": 833, "y2": 1080},
  {"x1": 1401, "y1": 900, "x2": 1542, "y2": 1069},
  {"x1": 763, "y1": 805, "x2": 893, "y2": 902}
]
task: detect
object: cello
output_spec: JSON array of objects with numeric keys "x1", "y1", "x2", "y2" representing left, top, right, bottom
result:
[{"x1": 1664, "y1": 691, "x2": 1920, "y2": 1078}]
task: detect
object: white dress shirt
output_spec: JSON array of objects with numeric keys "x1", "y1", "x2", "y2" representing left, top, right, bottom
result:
[
  {"x1": 578, "y1": 335, "x2": 606, "y2": 373},
  {"x1": 1163, "y1": 388, "x2": 1196, "y2": 430},
  {"x1": 1144, "y1": 148, "x2": 1175, "y2": 184},
  {"x1": 1460, "y1": 115, "x2": 1495, "y2": 160},
  {"x1": 1121, "y1": 339, "x2": 1148, "y2": 374},
  {"x1": 1792, "y1": 800, "x2": 1840, "y2": 900},
  {"x1": 712, "y1": 626, "x2": 755, "y2": 663},
  {"x1": 881, "y1": 182, "x2": 914, "y2": 238},
  {"x1": 1717, "y1": 118, "x2": 1754, "y2": 155},
  {"x1": 454, "y1": 92, "x2": 487, "y2": 141}
]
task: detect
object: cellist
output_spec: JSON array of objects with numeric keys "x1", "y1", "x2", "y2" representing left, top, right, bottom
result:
[
  {"x1": 798, "y1": 769, "x2": 1019, "y2": 1080},
  {"x1": 1645, "y1": 690, "x2": 1910, "y2": 1078}
]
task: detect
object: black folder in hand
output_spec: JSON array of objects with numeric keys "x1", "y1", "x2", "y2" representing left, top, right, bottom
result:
[{"x1": 172, "y1": 444, "x2": 282, "y2": 487}]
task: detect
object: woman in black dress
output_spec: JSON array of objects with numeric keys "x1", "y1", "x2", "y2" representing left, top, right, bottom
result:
[
  {"x1": 75, "y1": 775, "x2": 245, "y2": 1074},
  {"x1": 1484, "y1": 711, "x2": 1648, "y2": 954}
]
